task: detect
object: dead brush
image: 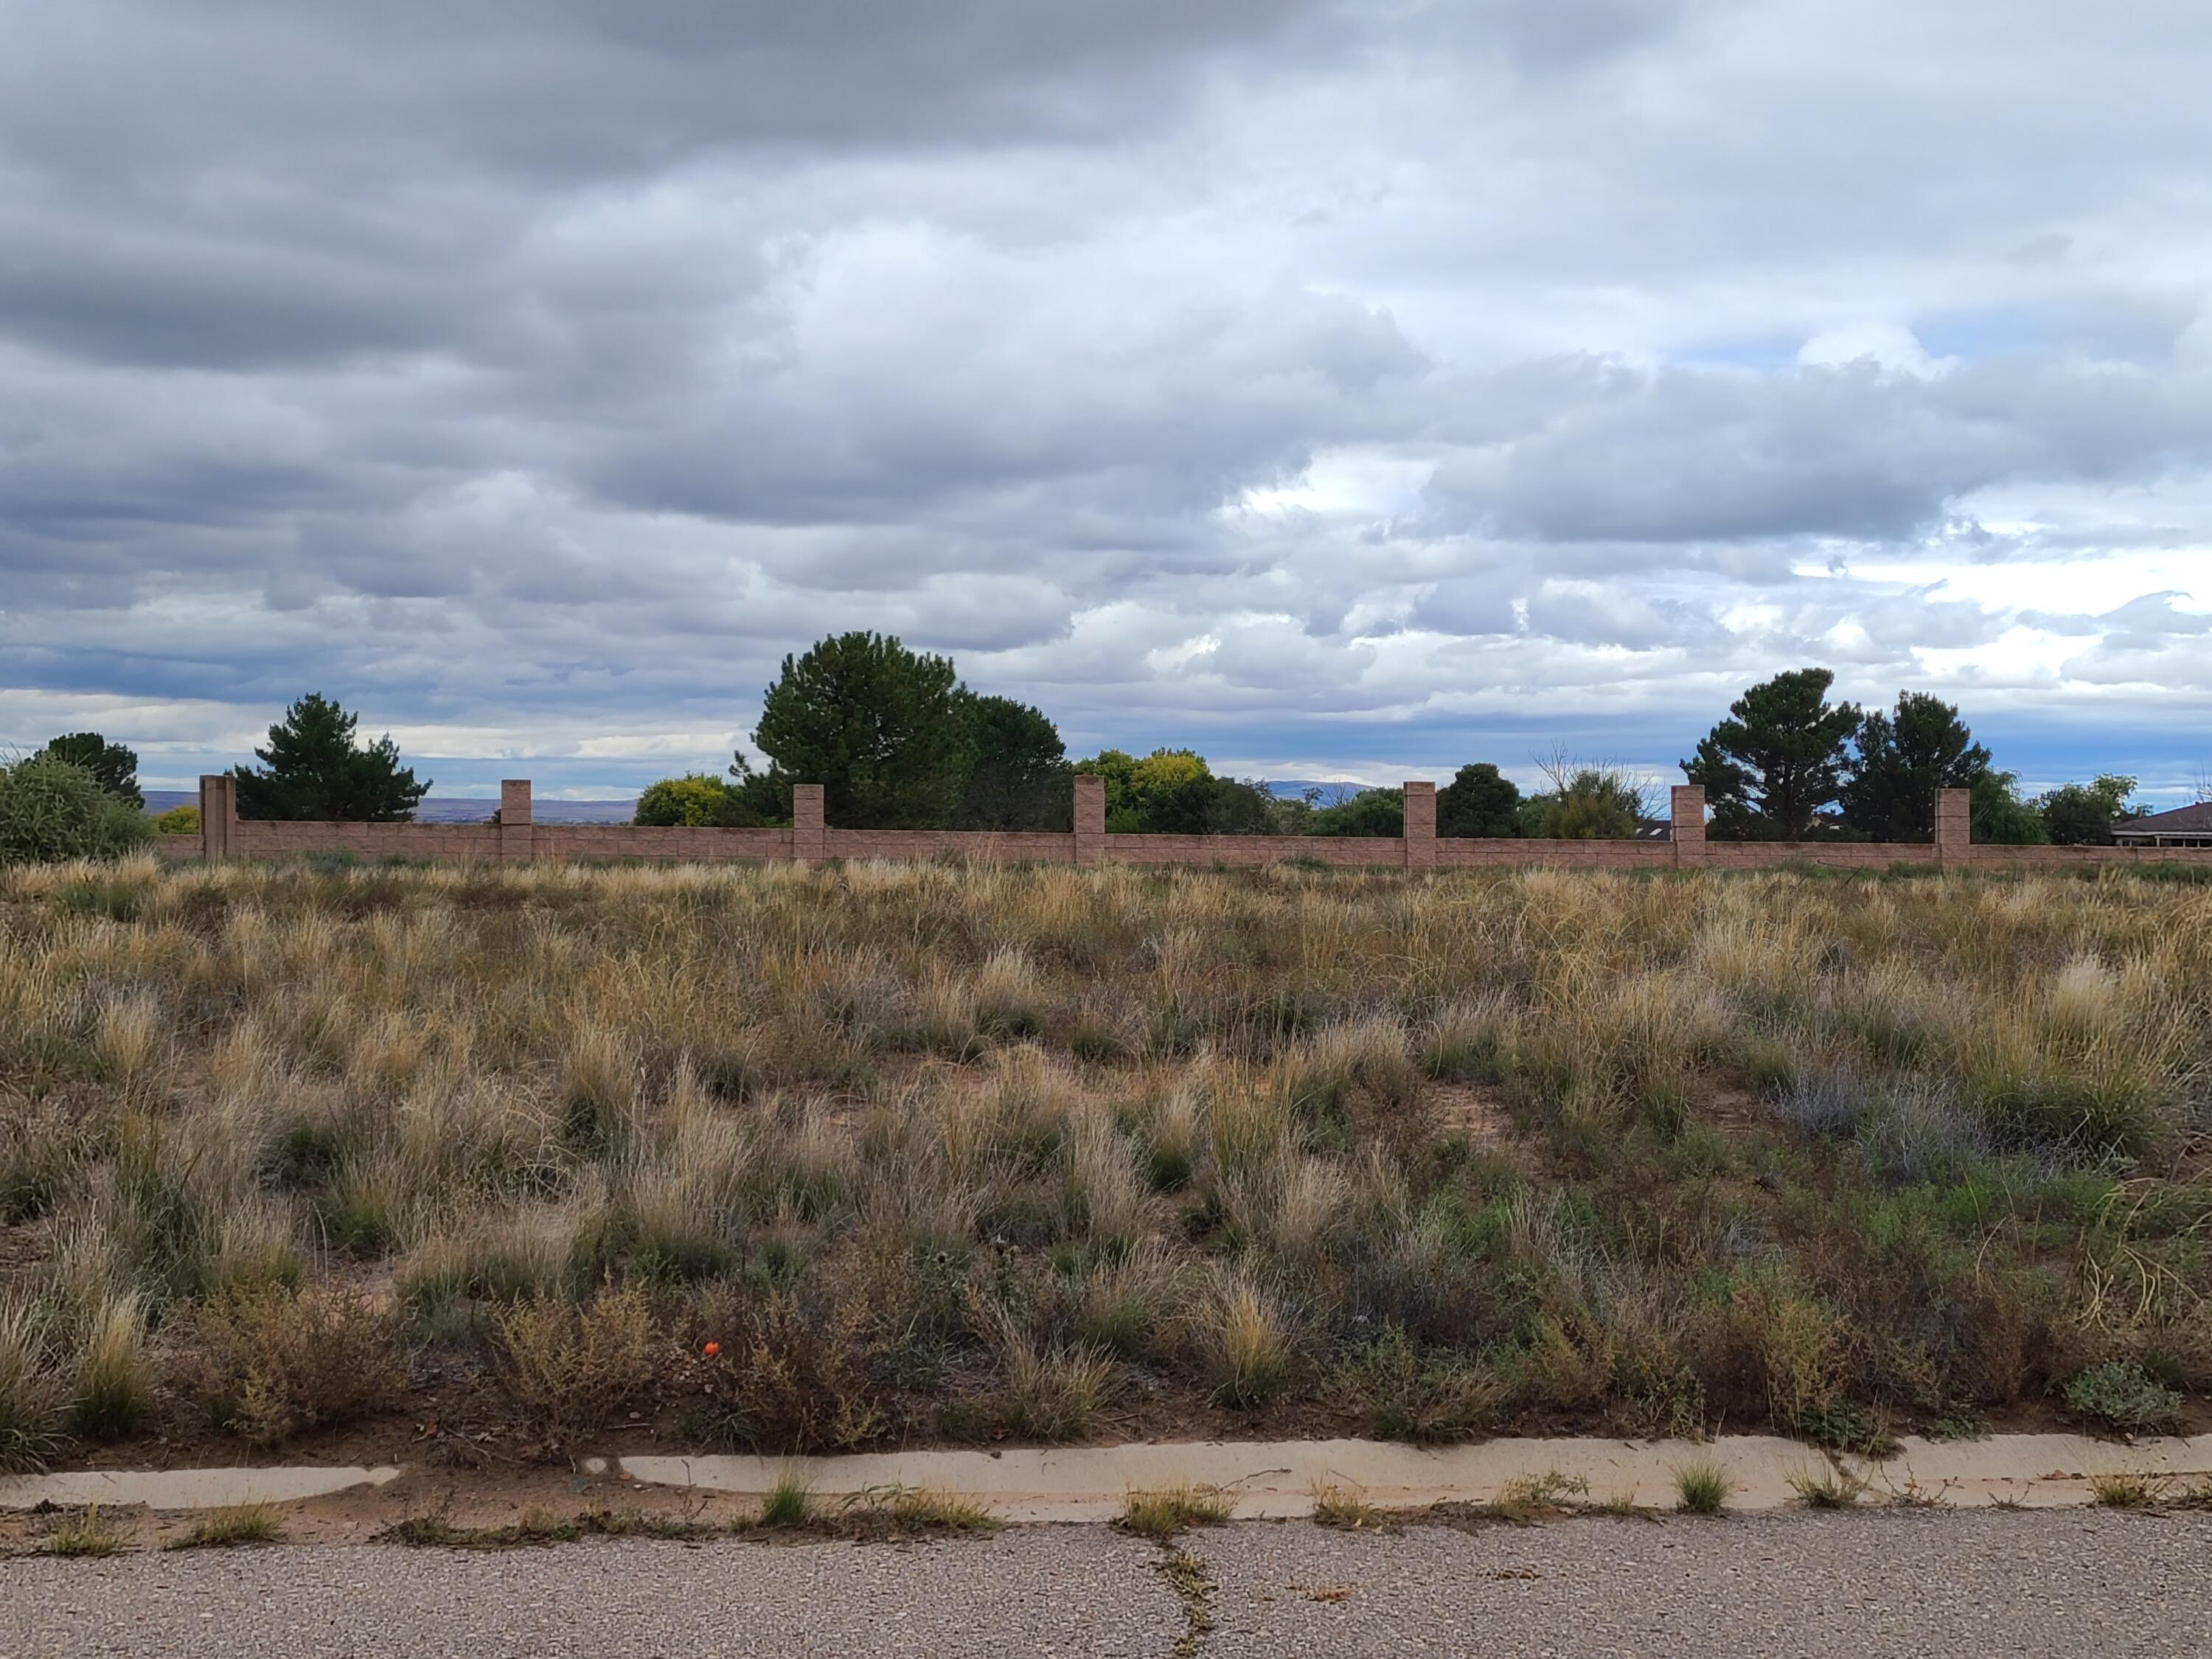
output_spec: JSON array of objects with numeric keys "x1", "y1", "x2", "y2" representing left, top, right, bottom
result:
[
  {"x1": 495, "y1": 1284, "x2": 661, "y2": 1444},
  {"x1": 691, "y1": 1288, "x2": 886, "y2": 1454},
  {"x1": 180, "y1": 1284, "x2": 401, "y2": 1447}
]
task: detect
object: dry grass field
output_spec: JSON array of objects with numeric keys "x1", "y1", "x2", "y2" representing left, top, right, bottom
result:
[{"x1": 3, "y1": 852, "x2": 2210, "y2": 1472}]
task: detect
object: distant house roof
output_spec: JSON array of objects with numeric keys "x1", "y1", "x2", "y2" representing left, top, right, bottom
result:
[{"x1": 2113, "y1": 801, "x2": 2212, "y2": 842}]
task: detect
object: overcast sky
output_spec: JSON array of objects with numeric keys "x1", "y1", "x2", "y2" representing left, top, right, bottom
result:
[{"x1": 4, "y1": 0, "x2": 2209, "y2": 799}]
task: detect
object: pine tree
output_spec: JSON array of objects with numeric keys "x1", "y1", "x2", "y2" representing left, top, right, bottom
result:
[{"x1": 231, "y1": 694, "x2": 430, "y2": 821}]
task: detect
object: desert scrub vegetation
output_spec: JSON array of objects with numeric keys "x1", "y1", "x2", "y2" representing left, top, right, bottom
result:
[{"x1": 1, "y1": 852, "x2": 2209, "y2": 1470}]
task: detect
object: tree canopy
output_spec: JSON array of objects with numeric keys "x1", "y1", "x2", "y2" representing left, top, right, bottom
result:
[
  {"x1": 953, "y1": 694, "x2": 1071, "y2": 832},
  {"x1": 749, "y1": 632, "x2": 973, "y2": 829},
  {"x1": 1519, "y1": 757, "x2": 1647, "y2": 839},
  {"x1": 1074, "y1": 748, "x2": 1279, "y2": 834},
  {"x1": 633, "y1": 773, "x2": 780, "y2": 828},
  {"x1": 2036, "y1": 775, "x2": 2139, "y2": 846},
  {"x1": 1841, "y1": 692, "x2": 1990, "y2": 842},
  {"x1": 1307, "y1": 787, "x2": 1402, "y2": 838},
  {"x1": 1436, "y1": 763, "x2": 1522, "y2": 838},
  {"x1": 231, "y1": 694, "x2": 429, "y2": 821},
  {"x1": 1683, "y1": 668, "x2": 1860, "y2": 840},
  {"x1": 38, "y1": 731, "x2": 143, "y2": 809},
  {"x1": 1971, "y1": 769, "x2": 2048, "y2": 845}
]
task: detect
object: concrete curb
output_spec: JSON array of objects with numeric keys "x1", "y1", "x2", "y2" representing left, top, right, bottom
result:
[
  {"x1": 0, "y1": 1465, "x2": 401, "y2": 1512},
  {"x1": 4, "y1": 1434, "x2": 2206, "y2": 1520},
  {"x1": 619, "y1": 1432, "x2": 2212, "y2": 1521}
]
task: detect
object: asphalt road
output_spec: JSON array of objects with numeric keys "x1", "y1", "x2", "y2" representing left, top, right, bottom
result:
[{"x1": 5, "y1": 1509, "x2": 2209, "y2": 1658}]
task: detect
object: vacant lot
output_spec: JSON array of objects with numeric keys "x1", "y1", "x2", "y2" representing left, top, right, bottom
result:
[{"x1": 2, "y1": 855, "x2": 2208, "y2": 1471}]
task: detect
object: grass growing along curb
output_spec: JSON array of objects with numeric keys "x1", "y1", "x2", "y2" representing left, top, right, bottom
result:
[
  {"x1": 1119, "y1": 1484, "x2": 1235, "y2": 1542},
  {"x1": 376, "y1": 1485, "x2": 995, "y2": 1550},
  {"x1": 829, "y1": 1485, "x2": 1001, "y2": 1538},
  {"x1": 1789, "y1": 1467, "x2": 1867, "y2": 1509},
  {"x1": 1673, "y1": 1461, "x2": 1733, "y2": 1515},
  {"x1": 39, "y1": 1505, "x2": 125, "y2": 1557},
  {"x1": 756, "y1": 1472, "x2": 814, "y2": 1528},
  {"x1": 2080, "y1": 1472, "x2": 2212, "y2": 1513},
  {"x1": 1310, "y1": 1481, "x2": 1393, "y2": 1531},
  {"x1": 166, "y1": 1502, "x2": 285, "y2": 1549}
]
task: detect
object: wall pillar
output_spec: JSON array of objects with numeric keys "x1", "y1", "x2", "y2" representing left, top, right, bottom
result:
[
  {"x1": 1671, "y1": 785, "x2": 1707, "y2": 868},
  {"x1": 498, "y1": 779, "x2": 534, "y2": 863},
  {"x1": 198, "y1": 774, "x2": 235, "y2": 861},
  {"x1": 1074, "y1": 774, "x2": 1105, "y2": 866},
  {"x1": 1402, "y1": 780, "x2": 1436, "y2": 870},
  {"x1": 1935, "y1": 787, "x2": 1972, "y2": 869},
  {"x1": 791, "y1": 784, "x2": 826, "y2": 866}
]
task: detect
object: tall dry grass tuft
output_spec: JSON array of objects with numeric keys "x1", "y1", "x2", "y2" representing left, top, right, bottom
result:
[
  {"x1": 0, "y1": 1298, "x2": 64, "y2": 1472},
  {"x1": 71, "y1": 1291, "x2": 153, "y2": 1439},
  {"x1": 1193, "y1": 1265, "x2": 1293, "y2": 1409}
]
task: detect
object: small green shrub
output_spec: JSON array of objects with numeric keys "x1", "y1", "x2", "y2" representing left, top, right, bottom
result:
[
  {"x1": 993, "y1": 1322, "x2": 1118, "y2": 1442},
  {"x1": 152, "y1": 804, "x2": 201, "y2": 835},
  {"x1": 0, "y1": 754, "x2": 155, "y2": 865},
  {"x1": 758, "y1": 1471, "x2": 814, "y2": 1527},
  {"x1": 1335, "y1": 1326, "x2": 1497, "y2": 1443},
  {"x1": 2064, "y1": 1360, "x2": 2184, "y2": 1435},
  {"x1": 1673, "y1": 1460, "x2": 1733, "y2": 1514}
]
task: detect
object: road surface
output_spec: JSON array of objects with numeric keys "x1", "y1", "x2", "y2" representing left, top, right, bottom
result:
[{"x1": 5, "y1": 1508, "x2": 2208, "y2": 1658}]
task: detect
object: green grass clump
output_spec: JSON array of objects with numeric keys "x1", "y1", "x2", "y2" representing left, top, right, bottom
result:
[
  {"x1": 0, "y1": 1301, "x2": 64, "y2": 1473},
  {"x1": 1672, "y1": 1461, "x2": 1733, "y2": 1515},
  {"x1": 1310, "y1": 1482, "x2": 1391, "y2": 1530},
  {"x1": 2090, "y1": 1472, "x2": 2166, "y2": 1511},
  {"x1": 757, "y1": 1472, "x2": 815, "y2": 1528},
  {"x1": 837, "y1": 1485, "x2": 1001, "y2": 1537}
]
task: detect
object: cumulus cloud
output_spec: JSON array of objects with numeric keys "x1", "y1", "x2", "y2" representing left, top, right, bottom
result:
[{"x1": 3, "y1": 0, "x2": 2211, "y2": 796}]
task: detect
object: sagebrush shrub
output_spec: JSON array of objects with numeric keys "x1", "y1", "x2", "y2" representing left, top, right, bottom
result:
[
  {"x1": 184, "y1": 1287, "x2": 401, "y2": 1447},
  {"x1": 0, "y1": 754, "x2": 153, "y2": 866},
  {"x1": 691, "y1": 1287, "x2": 885, "y2": 1454},
  {"x1": 495, "y1": 1285, "x2": 661, "y2": 1441}
]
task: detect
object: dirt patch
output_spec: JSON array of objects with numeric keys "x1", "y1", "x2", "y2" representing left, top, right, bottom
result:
[
  {"x1": 1424, "y1": 1082, "x2": 1520, "y2": 1150},
  {"x1": 1703, "y1": 1078, "x2": 1770, "y2": 1134}
]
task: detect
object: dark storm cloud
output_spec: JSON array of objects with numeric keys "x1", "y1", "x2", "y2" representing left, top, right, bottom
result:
[{"x1": 1424, "y1": 355, "x2": 2212, "y2": 545}]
